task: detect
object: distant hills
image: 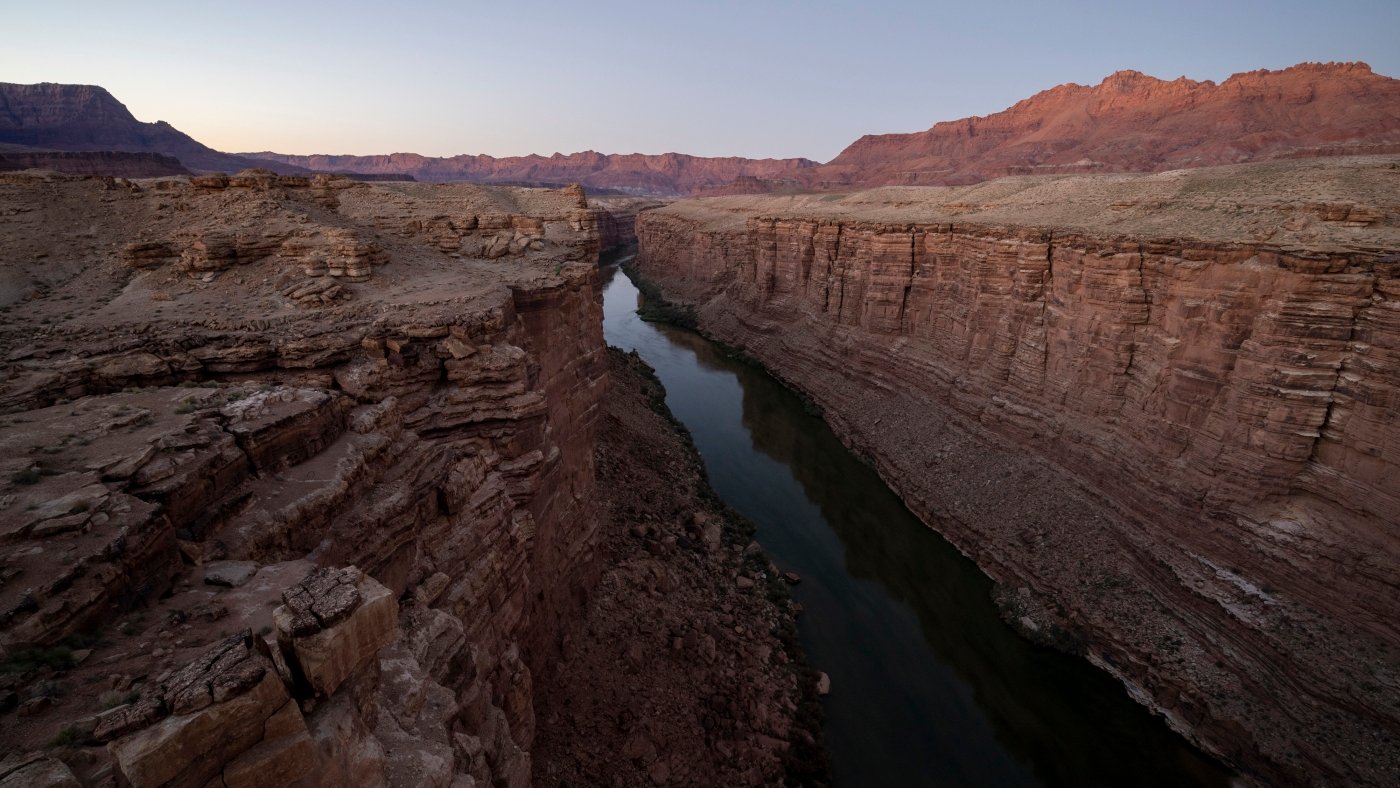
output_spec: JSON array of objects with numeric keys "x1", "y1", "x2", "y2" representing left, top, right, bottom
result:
[
  {"x1": 3, "y1": 61, "x2": 1398, "y2": 193},
  {"x1": 802, "y1": 61, "x2": 1400, "y2": 188},
  {"x1": 240, "y1": 150, "x2": 819, "y2": 197}
]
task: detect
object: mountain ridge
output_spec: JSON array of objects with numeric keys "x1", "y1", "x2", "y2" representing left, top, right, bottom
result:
[{"x1": 806, "y1": 61, "x2": 1400, "y2": 187}]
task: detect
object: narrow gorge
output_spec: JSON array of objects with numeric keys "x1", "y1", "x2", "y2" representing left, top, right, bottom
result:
[
  {"x1": 0, "y1": 173, "x2": 809, "y2": 786},
  {"x1": 632, "y1": 155, "x2": 1400, "y2": 787}
]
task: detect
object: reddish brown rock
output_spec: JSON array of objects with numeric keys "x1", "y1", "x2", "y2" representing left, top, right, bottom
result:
[
  {"x1": 274, "y1": 567, "x2": 397, "y2": 696},
  {"x1": 0, "y1": 82, "x2": 304, "y2": 174},
  {"x1": 803, "y1": 61, "x2": 1400, "y2": 189},
  {"x1": 634, "y1": 155, "x2": 1400, "y2": 787},
  {"x1": 0, "y1": 167, "x2": 805, "y2": 787},
  {"x1": 243, "y1": 149, "x2": 818, "y2": 197}
]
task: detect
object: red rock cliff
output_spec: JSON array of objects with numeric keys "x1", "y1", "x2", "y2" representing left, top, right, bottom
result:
[
  {"x1": 805, "y1": 62, "x2": 1400, "y2": 188},
  {"x1": 0, "y1": 174, "x2": 607, "y2": 785},
  {"x1": 634, "y1": 156, "x2": 1400, "y2": 786}
]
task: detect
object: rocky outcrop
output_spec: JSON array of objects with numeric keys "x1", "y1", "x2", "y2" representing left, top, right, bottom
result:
[
  {"x1": 801, "y1": 62, "x2": 1400, "y2": 189},
  {"x1": 243, "y1": 150, "x2": 818, "y2": 196},
  {"x1": 0, "y1": 171, "x2": 809, "y2": 786},
  {"x1": 634, "y1": 155, "x2": 1400, "y2": 786},
  {"x1": 532, "y1": 349, "x2": 817, "y2": 786},
  {"x1": 0, "y1": 175, "x2": 605, "y2": 785},
  {"x1": 0, "y1": 83, "x2": 306, "y2": 174}
]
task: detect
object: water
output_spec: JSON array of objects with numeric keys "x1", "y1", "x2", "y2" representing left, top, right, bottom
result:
[{"x1": 600, "y1": 257, "x2": 1232, "y2": 787}]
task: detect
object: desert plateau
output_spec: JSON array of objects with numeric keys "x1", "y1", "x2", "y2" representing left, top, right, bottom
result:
[{"x1": 1, "y1": 3, "x2": 1398, "y2": 787}]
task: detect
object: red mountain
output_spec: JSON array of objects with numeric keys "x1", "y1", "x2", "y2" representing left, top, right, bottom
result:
[{"x1": 805, "y1": 61, "x2": 1400, "y2": 188}]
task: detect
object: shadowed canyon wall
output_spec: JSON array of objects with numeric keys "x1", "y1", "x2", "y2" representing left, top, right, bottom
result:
[{"x1": 634, "y1": 156, "x2": 1400, "y2": 786}]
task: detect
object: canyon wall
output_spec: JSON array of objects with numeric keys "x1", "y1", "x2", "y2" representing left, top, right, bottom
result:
[
  {"x1": 0, "y1": 173, "x2": 608, "y2": 785},
  {"x1": 590, "y1": 196, "x2": 667, "y2": 250},
  {"x1": 634, "y1": 156, "x2": 1400, "y2": 786}
]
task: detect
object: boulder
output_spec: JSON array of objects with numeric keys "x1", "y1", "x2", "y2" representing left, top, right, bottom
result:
[
  {"x1": 107, "y1": 634, "x2": 297, "y2": 788},
  {"x1": 274, "y1": 566, "x2": 397, "y2": 696}
]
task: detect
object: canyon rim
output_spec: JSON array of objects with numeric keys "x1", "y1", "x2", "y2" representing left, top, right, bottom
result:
[{"x1": 1, "y1": 6, "x2": 1399, "y2": 784}]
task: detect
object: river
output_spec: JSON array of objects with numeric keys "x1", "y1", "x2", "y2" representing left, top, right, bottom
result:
[{"x1": 600, "y1": 256, "x2": 1232, "y2": 787}]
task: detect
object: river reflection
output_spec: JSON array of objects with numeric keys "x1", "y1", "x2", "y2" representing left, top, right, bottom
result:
[{"x1": 600, "y1": 258, "x2": 1231, "y2": 787}]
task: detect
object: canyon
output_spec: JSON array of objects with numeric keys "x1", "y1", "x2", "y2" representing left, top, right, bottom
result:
[
  {"x1": 632, "y1": 154, "x2": 1400, "y2": 787},
  {"x1": 0, "y1": 172, "x2": 809, "y2": 786},
  {"x1": 0, "y1": 55, "x2": 1397, "y2": 788},
  {"x1": 0, "y1": 84, "x2": 296, "y2": 176}
]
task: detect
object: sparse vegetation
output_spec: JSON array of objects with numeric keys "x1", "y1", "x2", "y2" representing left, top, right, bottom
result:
[
  {"x1": 98, "y1": 688, "x2": 141, "y2": 710},
  {"x1": 1, "y1": 645, "x2": 75, "y2": 674},
  {"x1": 10, "y1": 467, "x2": 41, "y2": 485},
  {"x1": 47, "y1": 725, "x2": 81, "y2": 748}
]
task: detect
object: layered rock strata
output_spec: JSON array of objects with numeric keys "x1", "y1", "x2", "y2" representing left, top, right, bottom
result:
[
  {"x1": 634, "y1": 155, "x2": 1400, "y2": 786},
  {"x1": 0, "y1": 151, "x2": 191, "y2": 178},
  {"x1": 590, "y1": 196, "x2": 667, "y2": 250},
  {"x1": 0, "y1": 173, "x2": 607, "y2": 785}
]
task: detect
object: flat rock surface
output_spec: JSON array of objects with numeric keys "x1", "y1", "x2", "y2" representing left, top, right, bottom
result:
[
  {"x1": 660, "y1": 154, "x2": 1400, "y2": 250},
  {"x1": 203, "y1": 561, "x2": 259, "y2": 588}
]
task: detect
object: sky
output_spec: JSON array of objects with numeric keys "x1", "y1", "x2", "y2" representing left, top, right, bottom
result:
[{"x1": 3, "y1": 0, "x2": 1398, "y2": 162}]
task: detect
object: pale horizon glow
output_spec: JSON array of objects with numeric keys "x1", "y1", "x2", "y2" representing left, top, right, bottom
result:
[{"x1": 3, "y1": 0, "x2": 1398, "y2": 163}]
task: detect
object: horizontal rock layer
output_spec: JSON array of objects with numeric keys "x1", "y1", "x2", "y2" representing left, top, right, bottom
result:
[
  {"x1": 633, "y1": 158, "x2": 1400, "y2": 786},
  {"x1": 0, "y1": 174, "x2": 608, "y2": 786},
  {"x1": 0, "y1": 151, "x2": 191, "y2": 178}
]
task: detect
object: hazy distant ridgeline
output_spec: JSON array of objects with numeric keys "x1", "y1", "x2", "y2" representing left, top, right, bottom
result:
[
  {"x1": 3, "y1": 61, "x2": 1399, "y2": 192},
  {"x1": 240, "y1": 150, "x2": 820, "y2": 196}
]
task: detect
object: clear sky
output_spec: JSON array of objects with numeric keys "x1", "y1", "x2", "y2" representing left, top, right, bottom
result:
[{"x1": 4, "y1": 0, "x2": 1397, "y2": 162}]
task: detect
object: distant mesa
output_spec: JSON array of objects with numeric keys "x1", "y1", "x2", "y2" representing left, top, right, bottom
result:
[
  {"x1": 238, "y1": 150, "x2": 820, "y2": 197},
  {"x1": 800, "y1": 61, "x2": 1400, "y2": 189},
  {"x1": 3, "y1": 60, "x2": 1398, "y2": 192},
  {"x1": 0, "y1": 82, "x2": 302, "y2": 175}
]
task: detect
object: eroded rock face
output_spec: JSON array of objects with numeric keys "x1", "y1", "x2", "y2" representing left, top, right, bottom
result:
[
  {"x1": 634, "y1": 156, "x2": 1400, "y2": 786},
  {"x1": 0, "y1": 175, "x2": 610, "y2": 785},
  {"x1": 105, "y1": 634, "x2": 298, "y2": 788},
  {"x1": 275, "y1": 567, "x2": 396, "y2": 697},
  {"x1": 588, "y1": 196, "x2": 666, "y2": 250}
]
